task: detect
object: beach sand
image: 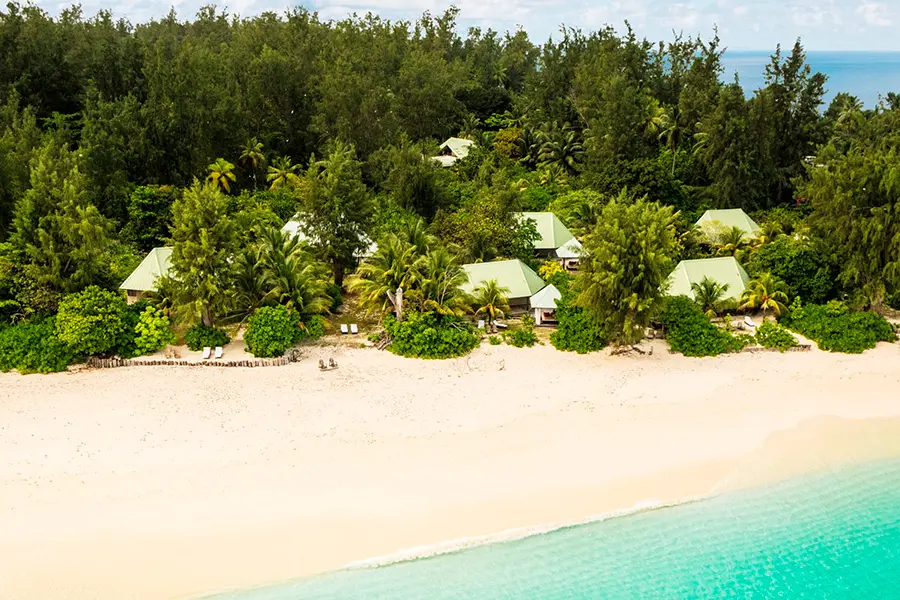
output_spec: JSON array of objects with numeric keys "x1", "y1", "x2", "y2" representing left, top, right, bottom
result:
[{"x1": 2, "y1": 340, "x2": 900, "y2": 600}]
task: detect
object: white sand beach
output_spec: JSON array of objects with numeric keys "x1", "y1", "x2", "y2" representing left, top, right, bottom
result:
[{"x1": 3, "y1": 340, "x2": 900, "y2": 600}]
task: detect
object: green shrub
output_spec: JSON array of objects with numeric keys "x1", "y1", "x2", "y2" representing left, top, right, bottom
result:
[
  {"x1": 302, "y1": 315, "x2": 327, "y2": 340},
  {"x1": 504, "y1": 315, "x2": 538, "y2": 347},
  {"x1": 659, "y1": 296, "x2": 746, "y2": 357},
  {"x1": 504, "y1": 329, "x2": 538, "y2": 347},
  {"x1": 488, "y1": 335, "x2": 502, "y2": 345},
  {"x1": 754, "y1": 321, "x2": 797, "y2": 352},
  {"x1": 56, "y1": 286, "x2": 129, "y2": 356},
  {"x1": 384, "y1": 312, "x2": 478, "y2": 359},
  {"x1": 134, "y1": 307, "x2": 175, "y2": 355},
  {"x1": 325, "y1": 283, "x2": 343, "y2": 312},
  {"x1": 549, "y1": 276, "x2": 607, "y2": 354},
  {"x1": 184, "y1": 324, "x2": 231, "y2": 351},
  {"x1": 244, "y1": 306, "x2": 301, "y2": 357},
  {"x1": 781, "y1": 298, "x2": 895, "y2": 353},
  {"x1": 0, "y1": 318, "x2": 75, "y2": 373}
]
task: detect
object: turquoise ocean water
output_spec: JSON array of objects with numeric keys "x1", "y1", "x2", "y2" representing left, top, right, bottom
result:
[
  {"x1": 721, "y1": 51, "x2": 900, "y2": 109},
  {"x1": 207, "y1": 458, "x2": 900, "y2": 600}
]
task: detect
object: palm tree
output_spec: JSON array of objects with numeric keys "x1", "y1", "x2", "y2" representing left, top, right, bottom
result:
[
  {"x1": 740, "y1": 272, "x2": 790, "y2": 317},
  {"x1": 885, "y1": 92, "x2": 900, "y2": 111},
  {"x1": 517, "y1": 124, "x2": 542, "y2": 169},
  {"x1": 416, "y1": 247, "x2": 471, "y2": 317},
  {"x1": 537, "y1": 123, "x2": 584, "y2": 176},
  {"x1": 716, "y1": 226, "x2": 749, "y2": 257},
  {"x1": 232, "y1": 248, "x2": 268, "y2": 320},
  {"x1": 458, "y1": 113, "x2": 481, "y2": 140},
  {"x1": 472, "y1": 279, "x2": 510, "y2": 327},
  {"x1": 399, "y1": 217, "x2": 438, "y2": 255},
  {"x1": 260, "y1": 228, "x2": 330, "y2": 317},
  {"x1": 347, "y1": 236, "x2": 420, "y2": 318},
  {"x1": 642, "y1": 97, "x2": 667, "y2": 137},
  {"x1": 239, "y1": 137, "x2": 265, "y2": 189},
  {"x1": 691, "y1": 276, "x2": 730, "y2": 317},
  {"x1": 658, "y1": 107, "x2": 681, "y2": 176},
  {"x1": 206, "y1": 158, "x2": 236, "y2": 193},
  {"x1": 266, "y1": 156, "x2": 302, "y2": 190}
]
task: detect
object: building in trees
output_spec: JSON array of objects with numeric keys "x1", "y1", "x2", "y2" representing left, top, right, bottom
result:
[
  {"x1": 119, "y1": 247, "x2": 173, "y2": 304},
  {"x1": 529, "y1": 283, "x2": 562, "y2": 325},
  {"x1": 433, "y1": 137, "x2": 475, "y2": 168},
  {"x1": 461, "y1": 259, "x2": 545, "y2": 308},
  {"x1": 665, "y1": 257, "x2": 750, "y2": 302},
  {"x1": 281, "y1": 214, "x2": 377, "y2": 259},
  {"x1": 695, "y1": 209, "x2": 761, "y2": 242}
]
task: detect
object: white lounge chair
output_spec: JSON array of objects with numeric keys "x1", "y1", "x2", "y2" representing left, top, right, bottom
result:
[
  {"x1": 744, "y1": 316, "x2": 756, "y2": 329},
  {"x1": 340, "y1": 324, "x2": 349, "y2": 334},
  {"x1": 202, "y1": 347, "x2": 211, "y2": 360},
  {"x1": 477, "y1": 319, "x2": 485, "y2": 329},
  {"x1": 350, "y1": 324, "x2": 359, "y2": 334},
  {"x1": 214, "y1": 346, "x2": 223, "y2": 359}
]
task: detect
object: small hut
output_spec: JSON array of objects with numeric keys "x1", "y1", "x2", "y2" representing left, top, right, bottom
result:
[{"x1": 529, "y1": 284, "x2": 562, "y2": 325}]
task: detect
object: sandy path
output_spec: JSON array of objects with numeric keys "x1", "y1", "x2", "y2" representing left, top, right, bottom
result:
[{"x1": 2, "y1": 341, "x2": 900, "y2": 600}]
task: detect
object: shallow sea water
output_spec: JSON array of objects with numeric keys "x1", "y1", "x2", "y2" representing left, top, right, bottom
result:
[{"x1": 207, "y1": 458, "x2": 900, "y2": 599}]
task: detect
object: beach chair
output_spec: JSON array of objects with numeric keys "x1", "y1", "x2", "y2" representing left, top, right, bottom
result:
[
  {"x1": 202, "y1": 347, "x2": 211, "y2": 360},
  {"x1": 744, "y1": 316, "x2": 756, "y2": 329},
  {"x1": 340, "y1": 324, "x2": 349, "y2": 334},
  {"x1": 329, "y1": 358, "x2": 337, "y2": 369},
  {"x1": 350, "y1": 324, "x2": 359, "y2": 334},
  {"x1": 214, "y1": 346, "x2": 223, "y2": 359},
  {"x1": 318, "y1": 359, "x2": 326, "y2": 371},
  {"x1": 477, "y1": 319, "x2": 485, "y2": 329}
]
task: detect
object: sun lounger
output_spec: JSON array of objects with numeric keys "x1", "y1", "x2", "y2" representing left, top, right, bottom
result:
[
  {"x1": 318, "y1": 359, "x2": 326, "y2": 370},
  {"x1": 477, "y1": 319, "x2": 485, "y2": 329},
  {"x1": 744, "y1": 316, "x2": 756, "y2": 329},
  {"x1": 496, "y1": 322, "x2": 508, "y2": 330},
  {"x1": 329, "y1": 358, "x2": 337, "y2": 368},
  {"x1": 350, "y1": 324, "x2": 359, "y2": 334},
  {"x1": 340, "y1": 324, "x2": 349, "y2": 334},
  {"x1": 214, "y1": 346, "x2": 223, "y2": 359},
  {"x1": 202, "y1": 347, "x2": 211, "y2": 360}
]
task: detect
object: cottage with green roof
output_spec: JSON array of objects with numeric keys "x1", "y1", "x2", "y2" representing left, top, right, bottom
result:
[
  {"x1": 461, "y1": 259, "x2": 546, "y2": 307},
  {"x1": 695, "y1": 209, "x2": 760, "y2": 242},
  {"x1": 515, "y1": 212, "x2": 575, "y2": 255},
  {"x1": 119, "y1": 247, "x2": 173, "y2": 304},
  {"x1": 433, "y1": 137, "x2": 475, "y2": 168},
  {"x1": 665, "y1": 257, "x2": 750, "y2": 302}
]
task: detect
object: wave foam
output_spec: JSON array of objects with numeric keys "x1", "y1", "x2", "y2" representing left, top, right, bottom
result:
[{"x1": 342, "y1": 495, "x2": 713, "y2": 571}]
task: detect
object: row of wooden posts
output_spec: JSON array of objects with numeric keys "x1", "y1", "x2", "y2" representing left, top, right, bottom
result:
[{"x1": 87, "y1": 357, "x2": 290, "y2": 369}]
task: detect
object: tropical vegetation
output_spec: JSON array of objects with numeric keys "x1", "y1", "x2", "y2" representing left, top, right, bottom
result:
[{"x1": 0, "y1": 4, "x2": 897, "y2": 368}]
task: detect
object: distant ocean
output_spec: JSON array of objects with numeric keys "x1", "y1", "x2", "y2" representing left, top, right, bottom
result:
[
  {"x1": 206, "y1": 458, "x2": 900, "y2": 600},
  {"x1": 721, "y1": 51, "x2": 900, "y2": 109}
]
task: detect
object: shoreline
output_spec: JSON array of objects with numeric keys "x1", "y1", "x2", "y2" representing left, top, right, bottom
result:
[
  {"x1": 195, "y1": 415, "x2": 900, "y2": 600},
  {"x1": 3, "y1": 343, "x2": 900, "y2": 600}
]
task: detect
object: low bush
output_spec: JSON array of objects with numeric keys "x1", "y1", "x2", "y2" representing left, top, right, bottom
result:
[
  {"x1": 56, "y1": 286, "x2": 129, "y2": 356},
  {"x1": 0, "y1": 318, "x2": 75, "y2": 373},
  {"x1": 781, "y1": 299, "x2": 895, "y2": 353},
  {"x1": 504, "y1": 329, "x2": 538, "y2": 347},
  {"x1": 504, "y1": 315, "x2": 538, "y2": 348},
  {"x1": 548, "y1": 276, "x2": 607, "y2": 354},
  {"x1": 488, "y1": 335, "x2": 502, "y2": 345},
  {"x1": 384, "y1": 312, "x2": 478, "y2": 359},
  {"x1": 184, "y1": 324, "x2": 231, "y2": 351},
  {"x1": 659, "y1": 296, "x2": 747, "y2": 357},
  {"x1": 754, "y1": 321, "x2": 797, "y2": 352},
  {"x1": 134, "y1": 307, "x2": 176, "y2": 355},
  {"x1": 244, "y1": 306, "x2": 302, "y2": 358},
  {"x1": 302, "y1": 315, "x2": 327, "y2": 341}
]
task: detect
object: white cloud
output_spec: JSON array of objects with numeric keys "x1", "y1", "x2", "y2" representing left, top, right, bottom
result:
[
  {"x1": 733, "y1": 6, "x2": 749, "y2": 16},
  {"x1": 856, "y1": 2, "x2": 891, "y2": 26}
]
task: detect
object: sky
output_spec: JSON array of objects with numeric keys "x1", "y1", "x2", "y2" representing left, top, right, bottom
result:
[{"x1": 42, "y1": 0, "x2": 899, "y2": 51}]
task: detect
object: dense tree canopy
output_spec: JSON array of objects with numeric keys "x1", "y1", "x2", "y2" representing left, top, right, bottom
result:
[{"x1": 0, "y1": 1, "x2": 898, "y2": 357}]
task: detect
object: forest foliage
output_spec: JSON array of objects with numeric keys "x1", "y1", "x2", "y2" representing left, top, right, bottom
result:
[{"x1": 0, "y1": 3, "x2": 898, "y2": 365}]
